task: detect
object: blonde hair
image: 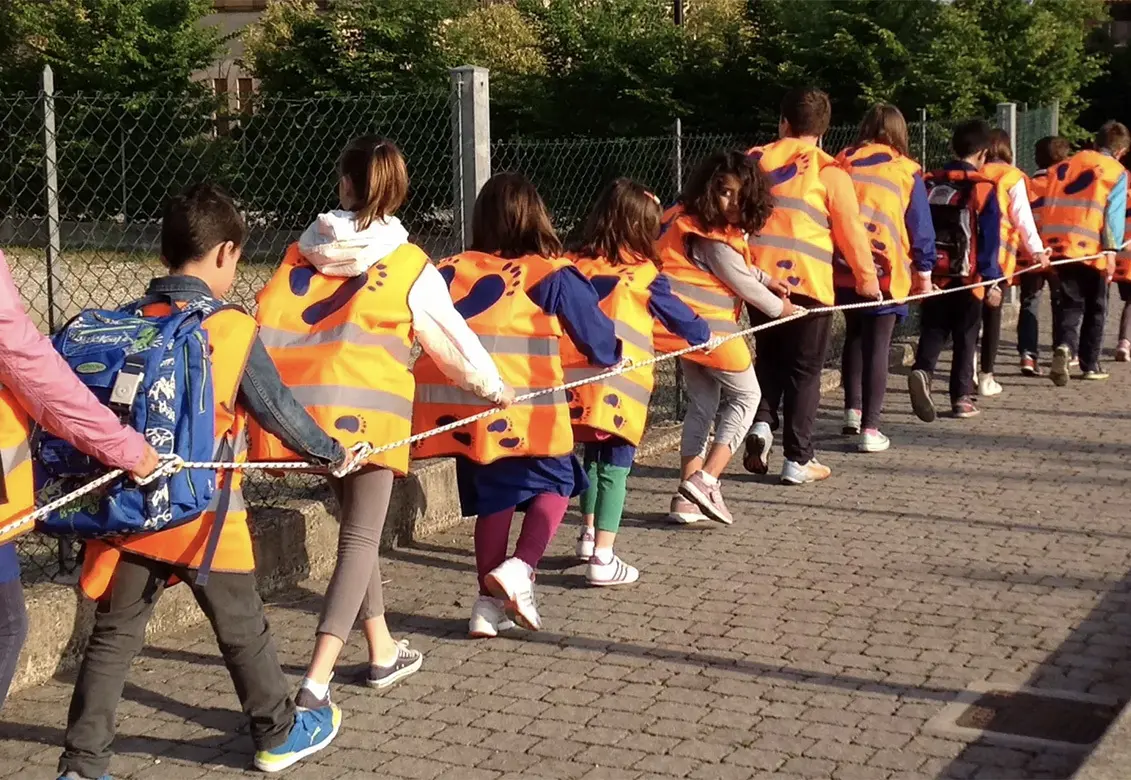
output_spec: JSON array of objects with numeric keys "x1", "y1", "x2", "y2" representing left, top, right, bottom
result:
[{"x1": 339, "y1": 135, "x2": 409, "y2": 231}]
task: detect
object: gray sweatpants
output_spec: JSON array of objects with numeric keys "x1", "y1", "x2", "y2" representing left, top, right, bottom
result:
[
  {"x1": 680, "y1": 358, "x2": 762, "y2": 459},
  {"x1": 318, "y1": 467, "x2": 395, "y2": 642}
]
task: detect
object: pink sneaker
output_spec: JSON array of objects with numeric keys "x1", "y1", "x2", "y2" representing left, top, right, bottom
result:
[{"x1": 678, "y1": 472, "x2": 734, "y2": 525}]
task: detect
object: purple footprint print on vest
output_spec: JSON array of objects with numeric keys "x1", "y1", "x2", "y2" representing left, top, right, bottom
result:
[
  {"x1": 301, "y1": 274, "x2": 370, "y2": 326},
  {"x1": 487, "y1": 419, "x2": 508, "y2": 433},
  {"x1": 871, "y1": 240, "x2": 887, "y2": 251},
  {"x1": 603, "y1": 394, "x2": 620, "y2": 408},
  {"x1": 289, "y1": 264, "x2": 317, "y2": 296},
  {"x1": 787, "y1": 277, "x2": 802, "y2": 286},
  {"x1": 335, "y1": 416, "x2": 361, "y2": 433},
  {"x1": 590, "y1": 275, "x2": 621, "y2": 302},
  {"x1": 776, "y1": 260, "x2": 794, "y2": 270},
  {"x1": 1063, "y1": 170, "x2": 1096, "y2": 195},
  {"x1": 437, "y1": 415, "x2": 472, "y2": 447},
  {"x1": 499, "y1": 438, "x2": 521, "y2": 449},
  {"x1": 766, "y1": 162, "x2": 801, "y2": 187},
  {"x1": 439, "y1": 265, "x2": 508, "y2": 321},
  {"x1": 1055, "y1": 162, "x2": 1070, "y2": 181},
  {"x1": 613, "y1": 415, "x2": 625, "y2": 428}
]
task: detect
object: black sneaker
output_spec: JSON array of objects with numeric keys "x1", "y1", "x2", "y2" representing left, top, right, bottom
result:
[
  {"x1": 367, "y1": 641, "x2": 423, "y2": 689},
  {"x1": 907, "y1": 369, "x2": 936, "y2": 422}
]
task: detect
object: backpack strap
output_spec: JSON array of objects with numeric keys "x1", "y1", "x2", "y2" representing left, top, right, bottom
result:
[{"x1": 194, "y1": 436, "x2": 236, "y2": 588}]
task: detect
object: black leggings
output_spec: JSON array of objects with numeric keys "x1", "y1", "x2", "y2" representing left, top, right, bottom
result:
[
  {"x1": 842, "y1": 312, "x2": 898, "y2": 431},
  {"x1": 980, "y1": 300, "x2": 1003, "y2": 374},
  {"x1": 0, "y1": 578, "x2": 27, "y2": 709}
]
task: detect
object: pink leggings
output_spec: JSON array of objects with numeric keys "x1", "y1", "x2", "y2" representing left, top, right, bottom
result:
[{"x1": 475, "y1": 494, "x2": 569, "y2": 595}]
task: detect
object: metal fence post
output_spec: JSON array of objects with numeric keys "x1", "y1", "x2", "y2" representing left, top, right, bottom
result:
[
  {"x1": 42, "y1": 65, "x2": 63, "y2": 334},
  {"x1": 450, "y1": 66, "x2": 490, "y2": 251},
  {"x1": 1050, "y1": 100, "x2": 1060, "y2": 136},
  {"x1": 673, "y1": 118, "x2": 683, "y2": 198},
  {"x1": 918, "y1": 108, "x2": 927, "y2": 164},
  {"x1": 996, "y1": 102, "x2": 1017, "y2": 161}
]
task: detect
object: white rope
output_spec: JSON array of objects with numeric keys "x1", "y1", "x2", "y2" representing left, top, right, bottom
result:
[{"x1": 1, "y1": 249, "x2": 1122, "y2": 542}]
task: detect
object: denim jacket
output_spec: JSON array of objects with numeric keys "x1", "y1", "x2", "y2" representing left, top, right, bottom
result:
[{"x1": 139, "y1": 275, "x2": 344, "y2": 466}]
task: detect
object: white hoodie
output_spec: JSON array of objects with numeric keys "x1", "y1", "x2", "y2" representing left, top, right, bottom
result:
[{"x1": 299, "y1": 210, "x2": 506, "y2": 404}]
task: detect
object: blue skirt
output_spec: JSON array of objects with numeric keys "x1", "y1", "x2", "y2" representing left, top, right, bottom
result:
[
  {"x1": 455, "y1": 455, "x2": 589, "y2": 517},
  {"x1": 835, "y1": 287, "x2": 908, "y2": 318}
]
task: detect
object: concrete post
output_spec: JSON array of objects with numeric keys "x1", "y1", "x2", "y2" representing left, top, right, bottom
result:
[
  {"x1": 451, "y1": 66, "x2": 491, "y2": 251},
  {"x1": 996, "y1": 102, "x2": 1018, "y2": 162}
]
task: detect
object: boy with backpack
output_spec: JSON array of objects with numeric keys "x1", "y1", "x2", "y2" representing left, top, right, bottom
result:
[
  {"x1": 56, "y1": 184, "x2": 353, "y2": 780},
  {"x1": 908, "y1": 119, "x2": 1005, "y2": 421}
]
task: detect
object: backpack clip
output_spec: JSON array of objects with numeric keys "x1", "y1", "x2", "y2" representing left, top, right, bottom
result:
[{"x1": 109, "y1": 355, "x2": 146, "y2": 415}]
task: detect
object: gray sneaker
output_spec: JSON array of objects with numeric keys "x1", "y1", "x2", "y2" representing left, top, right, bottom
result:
[
  {"x1": 367, "y1": 640, "x2": 423, "y2": 689},
  {"x1": 678, "y1": 472, "x2": 734, "y2": 525},
  {"x1": 1050, "y1": 345, "x2": 1071, "y2": 387}
]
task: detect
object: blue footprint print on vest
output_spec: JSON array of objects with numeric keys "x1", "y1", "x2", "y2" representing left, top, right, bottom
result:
[
  {"x1": 438, "y1": 265, "x2": 508, "y2": 320},
  {"x1": 589, "y1": 275, "x2": 621, "y2": 302},
  {"x1": 300, "y1": 275, "x2": 370, "y2": 326},
  {"x1": 1063, "y1": 170, "x2": 1096, "y2": 195}
]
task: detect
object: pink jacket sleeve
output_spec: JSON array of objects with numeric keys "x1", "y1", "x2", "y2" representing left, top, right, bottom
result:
[{"x1": 0, "y1": 250, "x2": 145, "y2": 472}]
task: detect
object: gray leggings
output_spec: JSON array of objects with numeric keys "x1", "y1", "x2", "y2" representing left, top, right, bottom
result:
[
  {"x1": 680, "y1": 358, "x2": 762, "y2": 458},
  {"x1": 318, "y1": 467, "x2": 394, "y2": 642}
]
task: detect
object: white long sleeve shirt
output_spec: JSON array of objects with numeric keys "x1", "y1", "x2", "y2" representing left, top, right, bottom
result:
[
  {"x1": 1007, "y1": 179, "x2": 1045, "y2": 258},
  {"x1": 298, "y1": 211, "x2": 506, "y2": 404}
]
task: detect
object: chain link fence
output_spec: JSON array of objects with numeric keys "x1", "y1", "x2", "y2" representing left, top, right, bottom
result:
[{"x1": 2, "y1": 64, "x2": 1058, "y2": 582}]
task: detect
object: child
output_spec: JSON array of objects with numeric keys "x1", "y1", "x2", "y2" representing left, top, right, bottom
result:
[
  {"x1": 251, "y1": 137, "x2": 510, "y2": 709},
  {"x1": 745, "y1": 88, "x2": 881, "y2": 485},
  {"x1": 1018, "y1": 136, "x2": 1071, "y2": 375},
  {"x1": 835, "y1": 104, "x2": 937, "y2": 453},
  {"x1": 908, "y1": 120, "x2": 1006, "y2": 421},
  {"x1": 565, "y1": 179, "x2": 710, "y2": 585},
  {"x1": 1041, "y1": 121, "x2": 1129, "y2": 384},
  {"x1": 58, "y1": 184, "x2": 350, "y2": 779},
  {"x1": 657, "y1": 151, "x2": 793, "y2": 524},
  {"x1": 411, "y1": 172, "x2": 619, "y2": 636},
  {"x1": 1116, "y1": 207, "x2": 1131, "y2": 362},
  {"x1": 0, "y1": 250, "x2": 158, "y2": 711},
  {"x1": 977, "y1": 128, "x2": 1049, "y2": 396}
]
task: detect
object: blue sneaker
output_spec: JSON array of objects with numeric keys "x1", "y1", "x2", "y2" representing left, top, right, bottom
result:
[{"x1": 252, "y1": 691, "x2": 341, "y2": 773}]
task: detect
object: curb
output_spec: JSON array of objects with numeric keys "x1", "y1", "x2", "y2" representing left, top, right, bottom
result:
[
  {"x1": 11, "y1": 457, "x2": 461, "y2": 695},
  {"x1": 1072, "y1": 704, "x2": 1131, "y2": 780}
]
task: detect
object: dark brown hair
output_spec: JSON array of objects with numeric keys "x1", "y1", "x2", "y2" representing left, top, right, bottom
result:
[
  {"x1": 577, "y1": 178, "x2": 661, "y2": 266},
  {"x1": 1034, "y1": 136, "x2": 1071, "y2": 170},
  {"x1": 855, "y1": 103, "x2": 910, "y2": 157},
  {"x1": 951, "y1": 119, "x2": 992, "y2": 159},
  {"x1": 1096, "y1": 121, "x2": 1131, "y2": 155},
  {"x1": 986, "y1": 128, "x2": 1014, "y2": 165},
  {"x1": 161, "y1": 183, "x2": 246, "y2": 271},
  {"x1": 339, "y1": 135, "x2": 409, "y2": 231},
  {"x1": 470, "y1": 172, "x2": 563, "y2": 259},
  {"x1": 680, "y1": 150, "x2": 774, "y2": 235},
  {"x1": 781, "y1": 87, "x2": 832, "y2": 138}
]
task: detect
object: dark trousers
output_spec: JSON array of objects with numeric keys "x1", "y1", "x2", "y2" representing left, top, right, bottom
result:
[
  {"x1": 1054, "y1": 264, "x2": 1109, "y2": 371},
  {"x1": 980, "y1": 300, "x2": 1002, "y2": 374},
  {"x1": 0, "y1": 578, "x2": 27, "y2": 710},
  {"x1": 1017, "y1": 272, "x2": 1062, "y2": 359},
  {"x1": 59, "y1": 553, "x2": 293, "y2": 779},
  {"x1": 842, "y1": 312, "x2": 897, "y2": 431},
  {"x1": 1119, "y1": 282, "x2": 1131, "y2": 343},
  {"x1": 750, "y1": 298, "x2": 832, "y2": 464},
  {"x1": 913, "y1": 290, "x2": 982, "y2": 402}
]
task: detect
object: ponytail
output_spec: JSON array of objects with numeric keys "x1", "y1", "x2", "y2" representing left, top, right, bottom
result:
[{"x1": 339, "y1": 135, "x2": 409, "y2": 231}]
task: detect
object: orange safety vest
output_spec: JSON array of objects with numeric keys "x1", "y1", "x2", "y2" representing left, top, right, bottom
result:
[
  {"x1": 1040, "y1": 150, "x2": 1126, "y2": 272},
  {"x1": 0, "y1": 385, "x2": 34, "y2": 546},
  {"x1": 1024, "y1": 170, "x2": 1051, "y2": 270},
  {"x1": 248, "y1": 242, "x2": 428, "y2": 475},
  {"x1": 561, "y1": 252, "x2": 658, "y2": 447},
  {"x1": 654, "y1": 207, "x2": 751, "y2": 372},
  {"x1": 982, "y1": 161, "x2": 1027, "y2": 280},
  {"x1": 834, "y1": 143, "x2": 919, "y2": 300},
  {"x1": 924, "y1": 168, "x2": 998, "y2": 301},
  {"x1": 411, "y1": 251, "x2": 574, "y2": 464},
  {"x1": 1116, "y1": 208, "x2": 1131, "y2": 282},
  {"x1": 747, "y1": 138, "x2": 837, "y2": 304},
  {"x1": 80, "y1": 306, "x2": 258, "y2": 600}
]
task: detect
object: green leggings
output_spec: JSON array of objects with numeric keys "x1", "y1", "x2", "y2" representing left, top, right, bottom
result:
[{"x1": 579, "y1": 441, "x2": 634, "y2": 534}]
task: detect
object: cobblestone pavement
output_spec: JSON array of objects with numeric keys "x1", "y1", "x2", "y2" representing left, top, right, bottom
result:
[{"x1": 6, "y1": 326, "x2": 1131, "y2": 780}]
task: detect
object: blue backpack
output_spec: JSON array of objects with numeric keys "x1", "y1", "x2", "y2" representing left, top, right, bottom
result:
[{"x1": 35, "y1": 296, "x2": 231, "y2": 553}]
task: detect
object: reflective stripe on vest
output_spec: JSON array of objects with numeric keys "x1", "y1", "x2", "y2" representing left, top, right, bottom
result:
[
  {"x1": 289, "y1": 385, "x2": 414, "y2": 420},
  {"x1": 477, "y1": 334, "x2": 560, "y2": 356},
  {"x1": 563, "y1": 368, "x2": 652, "y2": 405},
  {"x1": 257, "y1": 323, "x2": 413, "y2": 364},
  {"x1": 2, "y1": 441, "x2": 29, "y2": 476},
  {"x1": 858, "y1": 205, "x2": 903, "y2": 245},
  {"x1": 749, "y1": 234, "x2": 834, "y2": 264},
  {"x1": 849, "y1": 172, "x2": 904, "y2": 198},
  {"x1": 1041, "y1": 224, "x2": 1103, "y2": 242},
  {"x1": 1040, "y1": 196, "x2": 1099, "y2": 211},
  {"x1": 774, "y1": 196, "x2": 831, "y2": 229},
  {"x1": 668, "y1": 279, "x2": 737, "y2": 311},
  {"x1": 703, "y1": 318, "x2": 741, "y2": 334},
  {"x1": 416, "y1": 384, "x2": 566, "y2": 407},
  {"x1": 615, "y1": 320, "x2": 654, "y2": 355}
]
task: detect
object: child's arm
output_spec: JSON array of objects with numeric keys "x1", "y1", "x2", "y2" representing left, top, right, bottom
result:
[
  {"x1": 822, "y1": 165, "x2": 880, "y2": 297},
  {"x1": 239, "y1": 338, "x2": 345, "y2": 465},
  {"x1": 690, "y1": 236, "x2": 785, "y2": 318},
  {"x1": 528, "y1": 267, "x2": 620, "y2": 367},
  {"x1": 409, "y1": 263, "x2": 506, "y2": 403},
  {"x1": 1103, "y1": 170, "x2": 1128, "y2": 252},
  {"x1": 1006, "y1": 178, "x2": 1045, "y2": 258},
  {"x1": 905, "y1": 173, "x2": 937, "y2": 292},
  {"x1": 648, "y1": 274, "x2": 712, "y2": 346},
  {"x1": 976, "y1": 187, "x2": 1005, "y2": 282},
  {"x1": 0, "y1": 250, "x2": 151, "y2": 474}
]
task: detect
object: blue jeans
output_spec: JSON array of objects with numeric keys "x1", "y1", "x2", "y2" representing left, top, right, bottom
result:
[{"x1": 0, "y1": 577, "x2": 28, "y2": 709}]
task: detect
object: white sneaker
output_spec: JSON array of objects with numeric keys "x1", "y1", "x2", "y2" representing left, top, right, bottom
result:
[
  {"x1": 978, "y1": 372, "x2": 1003, "y2": 397},
  {"x1": 743, "y1": 422, "x2": 773, "y2": 474},
  {"x1": 668, "y1": 494, "x2": 706, "y2": 524},
  {"x1": 781, "y1": 458, "x2": 832, "y2": 485},
  {"x1": 576, "y1": 527, "x2": 595, "y2": 561},
  {"x1": 858, "y1": 430, "x2": 890, "y2": 453},
  {"x1": 842, "y1": 409, "x2": 861, "y2": 435},
  {"x1": 468, "y1": 596, "x2": 515, "y2": 638},
  {"x1": 1116, "y1": 340, "x2": 1130, "y2": 362},
  {"x1": 586, "y1": 553, "x2": 640, "y2": 587},
  {"x1": 484, "y1": 557, "x2": 542, "y2": 631}
]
